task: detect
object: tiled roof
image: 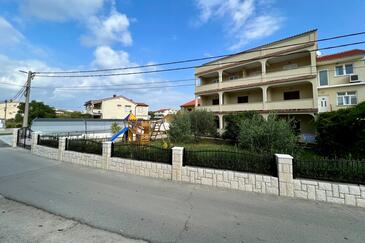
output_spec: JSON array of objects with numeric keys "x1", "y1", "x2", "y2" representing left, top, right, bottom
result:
[
  {"x1": 180, "y1": 99, "x2": 200, "y2": 107},
  {"x1": 155, "y1": 108, "x2": 169, "y2": 112},
  {"x1": 317, "y1": 49, "x2": 365, "y2": 62},
  {"x1": 84, "y1": 95, "x2": 148, "y2": 107}
]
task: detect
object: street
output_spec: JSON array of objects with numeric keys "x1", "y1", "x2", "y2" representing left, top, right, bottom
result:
[{"x1": 0, "y1": 147, "x2": 364, "y2": 243}]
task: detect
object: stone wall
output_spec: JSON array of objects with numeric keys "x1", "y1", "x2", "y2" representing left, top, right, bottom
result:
[
  {"x1": 181, "y1": 166, "x2": 279, "y2": 195},
  {"x1": 25, "y1": 133, "x2": 365, "y2": 208},
  {"x1": 32, "y1": 144, "x2": 59, "y2": 161},
  {"x1": 62, "y1": 150, "x2": 104, "y2": 169},
  {"x1": 108, "y1": 157, "x2": 171, "y2": 180},
  {"x1": 293, "y1": 179, "x2": 365, "y2": 207}
]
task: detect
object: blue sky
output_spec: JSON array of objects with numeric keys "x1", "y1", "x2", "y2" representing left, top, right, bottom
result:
[{"x1": 0, "y1": 0, "x2": 365, "y2": 111}]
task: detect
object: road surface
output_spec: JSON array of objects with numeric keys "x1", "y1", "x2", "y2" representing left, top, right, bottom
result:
[
  {"x1": 0, "y1": 147, "x2": 364, "y2": 242},
  {"x1": 0, "y1": 195, "x2": 143, "y2": 242}
]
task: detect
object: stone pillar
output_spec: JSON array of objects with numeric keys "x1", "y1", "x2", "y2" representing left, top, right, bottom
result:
[
  {"x1": 58, "y1": 137, "x2": 66, "y2": 161},
  {"x1": 218, "y1": 70, "x2": 223, "y2": 83},
  {"x1": 261, "y1": 59, "x2": 267, "y2": 81},
  {"x1": 218, "y1": 92, "x2": 224, "y2": 105},
  {"x1": 12, "y1": 128, "x2": 19, "y2": 148},
  {"x1": 261, "y1": 86, "x2": 268, "y2": 110},
  {"x1": 195, "y1": 96, "x2": 199, "y2": 107},
  {"x1": 31, "y1": 132, "x2": 40, "y2": 153},
  {"x1": 172, "y1": 147, "x2": 184, "y2": 181},
  {"x1": 276, "y1": 154, "x2": 294, "y2": 197},
  {"x1": 102, "y1": 141, "x2": 112, "y2": 170}
]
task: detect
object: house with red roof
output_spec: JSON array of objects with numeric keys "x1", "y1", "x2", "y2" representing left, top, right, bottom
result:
[{"x1": 180, "y1": 98, "x2": 200, "y2": 112}]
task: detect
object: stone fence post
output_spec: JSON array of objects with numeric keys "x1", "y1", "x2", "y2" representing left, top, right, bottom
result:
[
  {"x1": 275, "y1": 154, "x2": 294, "y2": 197},
  {"x1": 58, "y1": 137, "x2": 66, "y2": 161},
  {"x1": 31, "y1": 132, "x2": 40, "y2": 153},
  {"x1": 102, "y1": 141, "x2": 112, "y2": 170},
  {"x1": 12, "y1": 128, "x2": 19, "y2": 148},
  {"x1": 172, "y1": 147, "x2": 184, "y2": 181}
]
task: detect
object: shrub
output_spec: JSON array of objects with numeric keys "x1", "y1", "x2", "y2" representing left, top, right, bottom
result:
[
  {"x1": 222, "y1": 111, "x2": 258, "y2": 142},
  {"x1": 315, "y1": 101, "x2": 365, "y2": 158},
  {"x1": 189, "y1": 109, "x2": 217, "y2": 138},
  {"x1": 111, "y1": 122, "x2": 121, "y2": 134},
  {"x1": 168, "y1": 110, "x2": 217, "y2": 143},
  {"x1": 238, "y1": 113, "x2": 297, "y2": 154},
  {"x1": 168, "y1": 111, "x2": 193, "y2": 143}
]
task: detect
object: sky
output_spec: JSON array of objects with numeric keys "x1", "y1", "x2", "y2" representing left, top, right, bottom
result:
[{"x1": 0, "y1": 0, "x2": 365, "y2": 111}]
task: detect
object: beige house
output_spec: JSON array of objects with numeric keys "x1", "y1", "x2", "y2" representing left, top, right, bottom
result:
[
  {"x1": 85, "y1": 95, "x2": 149, "y2": 120},
  {"x1": 0, "y1": 101, "x2": 20, "y2": 120},
  {"x1": 195, "y1": 29, "x2": 365, "y2": 142},
  {"x1": 153, "y1": 108, "x2": 178, "y2": 119},
  {"x1": 317, "y1": 49, "x2": 365, "y2": 112}
]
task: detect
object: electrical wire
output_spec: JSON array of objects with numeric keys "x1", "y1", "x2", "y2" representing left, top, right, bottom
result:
[
  {"x1": 32, "y1": 31, "x2": 365, "y2": 74},
  {"x1": 32, "y1": 41, "x2": 365, "y2": 78}
]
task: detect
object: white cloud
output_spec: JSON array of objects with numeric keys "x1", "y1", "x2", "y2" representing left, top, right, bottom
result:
[
  {"x1": 0, "y1": 16, "x2": 24, "y2": 46},
  {"x1": 194, "y1": 0, "x2": 283, "y2": 50},
  {"x1": 19, "y1": 0, "x2": 105, "y2": 22},
  {"x1": 81, "y1": 11, "x2": 132, "y2": 47}
]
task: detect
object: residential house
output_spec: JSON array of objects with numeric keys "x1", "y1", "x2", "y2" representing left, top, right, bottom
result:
[
  {"x1": 153, "y1": 108, "x2": 177, "y2": 119},
  {"x1": 85, "y1": 95, "x2": 149, "y2": 120},
  {"x1": 0, "y1": 100, "x2": 20, "y2": 120},
  {"x1": 180, "y1": 98, "x2": 200, "y2": 112},
  {"x1": 316, "y1": 49, "x2": 365, "y2": 112},
  {"x1": 194, "y1": 29, "x2": 365, "y2": 142}
]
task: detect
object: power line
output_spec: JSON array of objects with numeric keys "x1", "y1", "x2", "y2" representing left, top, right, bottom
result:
[
  {"x1": 55, "y1": 83, "x2": 195, "y2": 91},
  {"x1": 32, "y1": 31, "x2": 365, "y2": 74},
  {"x1": 32, "y1": 41, "x2": 365, "y2": 78},
  {"x1": 4, "y1": 64, "x2": 365, "y2": 91}
]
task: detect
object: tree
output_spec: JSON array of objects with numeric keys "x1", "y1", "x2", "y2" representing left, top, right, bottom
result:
[
  {"x1": 222, "y1": 111, "x2": 258, "y2": 142},
  {"x1": 15, "y1": 101, "x2": 56, "y2": 125},
  {"x1": 189, "y1": 109, "x2": 217, "y2": 138},
  {"x1": 315, "y1": 101, "x2": 365, "y2": 158},
  {"x1": 111, "y1": 122, "x2": 122, "y2": 134},
  {"x1": 168, "y1": 111, "x2": 193, "y2": 143},
  {"x1": 238, "y1": 113, "x2": 297, "y2": 154}
]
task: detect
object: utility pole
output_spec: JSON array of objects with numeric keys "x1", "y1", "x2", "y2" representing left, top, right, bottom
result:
[
  {"x1": 3, "y1": 99, "x2": 7, "y2": 128},
  {"x1": 22, "y1": 71, "x2": 34, "y2": 128}
]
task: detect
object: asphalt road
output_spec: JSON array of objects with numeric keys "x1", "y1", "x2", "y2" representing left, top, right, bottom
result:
[
  {"x1": 0, "y1": 195, "x2": 143, "y2": 242},
  {"x1": 0, "y1": 147, "x2": 364, "y2": 243}
]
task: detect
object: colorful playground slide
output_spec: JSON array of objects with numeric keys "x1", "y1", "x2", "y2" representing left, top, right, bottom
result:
[{"x1": 110, "y1": 127, "x2": 128, "y2": 142}]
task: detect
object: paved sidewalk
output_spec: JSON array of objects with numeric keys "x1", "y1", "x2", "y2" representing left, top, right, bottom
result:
[
  {"x1": 0, "y1": 147, "x2": 365, "y2": 243},
  {"x1": 0, "y1": 195, "x2": 143, "y2": 243}
]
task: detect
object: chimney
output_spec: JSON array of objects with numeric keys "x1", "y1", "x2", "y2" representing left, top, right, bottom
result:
[{"x1": 113, "y1": 94, "x2": 116, "y2": 98}]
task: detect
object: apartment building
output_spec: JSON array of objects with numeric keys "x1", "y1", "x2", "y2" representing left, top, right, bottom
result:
[
  {"x1": 194, "y1": 29, "x2": 365, "y2": 141},
  {"x1": 0, "y1": 100, "x2": 20, "y2": 120},
  {"x1": 85, "y1": 95, "x2": 149, "y2": 120},
  {"x1": 153, "y1": 108, "x2": 178, "y2": 119}
]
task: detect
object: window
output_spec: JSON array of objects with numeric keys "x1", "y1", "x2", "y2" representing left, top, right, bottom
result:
[
  {"x1": 282, "y1": 63, "x2": 298, "y2": 70},
  {"x1": 117, "y1": 104, "x2": 122, "y2": 107},
  {"x1": 319, "y1": 70, "x2": 328, "y2": 86},
  {"x1": 283, "y1": 91, "x2": 300, "y2": 100},
  {"x1": 237, "y1": 96, "x2": 248, "y2": 103},
  {"x1": 124, "y1": 105, "x2": 131, "y2": 112},
  {"x1": 335, "y1": 64, "x2": 353, "y2": 76},
  {"x1": 229, "y1": 75, "x2": 239, "y2": 80},
  {"x1": 337, "y1": 91, "x2": 357, "y2": 106},
  {"x1": 212, "y1": 99, "x2": 219, "y2": 105},
  {"x1": 345, "y1": 64, "x2": 353, "y2": 74},
  {"x1": 211, "y1": 79, "x2": 219, "y2": 83}
]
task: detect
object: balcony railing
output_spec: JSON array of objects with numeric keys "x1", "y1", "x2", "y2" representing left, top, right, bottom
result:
[
  {"x1": 196, "y1": 83, "x2": 219, "y2": 93},
  {"x1": 265, "y1": 66, "x2": 313, "y2": 81},
  {"x1": 221, "y1": 102, "x2": 263, "y2": 112},
  {"x1": 266, "y1": 98, "x2": 314, "y2": 110},
  {"x1": 196, "y1": 105, "x2": 220, "y2": 112}
]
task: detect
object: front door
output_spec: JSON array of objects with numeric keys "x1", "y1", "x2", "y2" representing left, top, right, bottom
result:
[{"x1": 318, "y1": 96, "x2": 329, "y2": 112}]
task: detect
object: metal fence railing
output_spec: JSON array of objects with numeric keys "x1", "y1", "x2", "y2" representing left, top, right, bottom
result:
[
  {"x1": 111, "y1": 143, "x2": 172, "y2": 164},
  {"x1": 37, "y1": 135, "x2": 59, "y2": 149},
  {"x1": 183, "y1": 149, "x2": 277, "y2": 177},
  {"x1": 17, "y1": 127, "x2": 32, "y2": 150},
  {"x1": 293, "y1": 157, "x2": 365, "y2": 185},
  {"x1": 65, "y1": 138, "x2": 103, "y2": 155}
]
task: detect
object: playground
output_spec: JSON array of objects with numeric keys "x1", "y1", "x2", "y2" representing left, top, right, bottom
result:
[{"x1": 110, "y1": 113, "x2": 168, "y2": 145}]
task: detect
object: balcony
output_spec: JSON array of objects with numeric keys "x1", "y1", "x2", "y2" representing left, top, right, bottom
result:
[
  {"x1": 266, "y1": 98, "x2": 314, "y2": 110},
  {"x1": 265, "y1": 66, "x2": 313, "y2": 81},
  {"x1": 221, "y1": 102, "x2": 263, "y2": 112},
  {"x1": 197, "y1": 105, "x2": 220, "y2": 112},
  {"x1": 196, "y1": 82, "x2": 219, "y2": 93}
]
